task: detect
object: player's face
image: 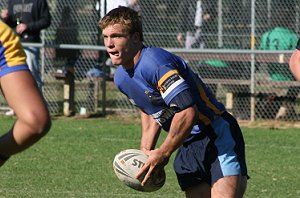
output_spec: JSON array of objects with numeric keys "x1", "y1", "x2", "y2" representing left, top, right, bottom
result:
[{"x1": 102, "y1": 24, "x2": 139, "y2": 69}]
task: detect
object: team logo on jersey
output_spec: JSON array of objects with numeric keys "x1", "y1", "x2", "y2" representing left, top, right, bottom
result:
[
  {"x1": 151, "y1": 107, "x2": 175, "y2": 126},
  {"x1": 157, "y1": 70, "x2": 185, "y2": 98}
]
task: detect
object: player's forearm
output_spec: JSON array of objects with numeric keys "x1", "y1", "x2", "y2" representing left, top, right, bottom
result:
[
  {"x1": 159, "y1": 105, "x2": 197, "y2": 158},
  {"x1": 140, "y1": 111, "x2": 161, "y2": 150}
]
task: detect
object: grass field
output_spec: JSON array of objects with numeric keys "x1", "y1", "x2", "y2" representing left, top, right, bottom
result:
[{"x1": 0, "y1": 115, "x2": 299, "y2": 198}]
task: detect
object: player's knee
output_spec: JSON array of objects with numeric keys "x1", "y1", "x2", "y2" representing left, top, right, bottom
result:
[
  {"x1": 32, "y1": 114, "x2": 51, "y2": 137},
  {"x1": 21, "y1": 110, "x2": 51, "y2": 137}
]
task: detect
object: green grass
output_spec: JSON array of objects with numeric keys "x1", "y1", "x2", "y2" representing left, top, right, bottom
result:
[{"x1": 0, "y1": 116, "x2": 299, "y2": 198}]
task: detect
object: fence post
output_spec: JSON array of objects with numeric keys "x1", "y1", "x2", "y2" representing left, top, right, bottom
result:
[{"x1": 250, "y1": 0, "x2": 256, "y2": 122}]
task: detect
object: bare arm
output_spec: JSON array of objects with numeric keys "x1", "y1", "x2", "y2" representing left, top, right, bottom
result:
[
  {"x1": 159, "y1": 105, "x2": 197, "y2": 157},
  {"x1": 137, "y1": 105, "x2": 198, "y2": 185},
  {"x1": 289, "y1": 49, "x2": 300, "y2": 82},
  {"x1": 140, "y1": 110, "x2": 161, "y2": 151}
]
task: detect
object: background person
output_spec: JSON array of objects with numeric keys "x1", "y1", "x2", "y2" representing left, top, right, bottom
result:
[
  {"x1": 177, "y1": 0, "x2": 217, "y2": 49},
  {"x1": 99, "y1": 0, "x2": 140, "y2": 19},
  {"x1": 99, "y1": 7, "x2": 248, "y2": 198},
  {"x1": 259, "y1": 27, "x2": 299, "y2": 120},
  {"x1": 0, "y1": 20, "x2": 51, "y2": 167}
]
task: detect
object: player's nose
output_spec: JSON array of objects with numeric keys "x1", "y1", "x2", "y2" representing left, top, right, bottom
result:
[{"x1": 105, "y1": 37, "x2": 115, "y2": 48}]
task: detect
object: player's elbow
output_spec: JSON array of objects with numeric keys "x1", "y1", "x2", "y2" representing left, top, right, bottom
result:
[{"x1": 181, "y1": 105, "x2": 198, "y2": 124}]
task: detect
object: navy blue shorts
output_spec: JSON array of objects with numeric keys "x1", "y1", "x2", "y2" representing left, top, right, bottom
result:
[{"x1": 173, "y1": 112, "x2": 248, "y2": 191}]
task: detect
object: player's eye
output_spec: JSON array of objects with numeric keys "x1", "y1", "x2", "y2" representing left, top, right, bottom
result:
[{"x1": 112, "y1": 35, "x2": 123, "y2": 39}]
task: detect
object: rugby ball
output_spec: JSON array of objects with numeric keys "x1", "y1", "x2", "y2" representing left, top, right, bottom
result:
[{"x1": 113, "y1": 149, "x2": 166, "y2": 192}]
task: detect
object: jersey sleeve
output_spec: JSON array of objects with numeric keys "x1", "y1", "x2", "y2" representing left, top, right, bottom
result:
[
  {"x1": 0, "y1": 21, "x2": 27, "y2": 67},
  {"x1": 155, "y1": 64, "x2": 190, "y2": 105}
]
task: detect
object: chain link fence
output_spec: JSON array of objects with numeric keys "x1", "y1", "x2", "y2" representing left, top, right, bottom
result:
[{"x1": 0, "y1": 0, "x2": 299, "y2": 122}]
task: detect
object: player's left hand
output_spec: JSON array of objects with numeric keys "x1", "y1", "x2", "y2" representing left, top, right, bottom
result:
[{"x1": 136, "y1": 148, "x2": 169, "y2": 186}]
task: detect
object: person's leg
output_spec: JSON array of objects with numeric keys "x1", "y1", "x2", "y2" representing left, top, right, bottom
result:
[
  {"x1": 24, "y1": 47, "x2": 43, "y2": 91},
  {"x1": 0, "y1": 70, "x2": 51, "y2": 166},
  {"x1": 209, "y1": 112, "x2": 249, "y2": 198},
  {"x1": 211, "y1": 175, "x2": 247, "y2": 198},
  {"x1": 173, "y1": 133, "x2": 213, "y2": 198},
  {"x1": 191, "y1": 28, "x2": 205, "y2": 49},
  {"x1": 185, "y1": 31, "x2": 196, "y2": 49},
  {"x1": 185, "y1": 176, "x2": 246, "y2": 198}
]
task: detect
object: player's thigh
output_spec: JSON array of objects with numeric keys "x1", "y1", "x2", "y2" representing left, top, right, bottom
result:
[
  {"x1": 0, "y1": 70, "x2": 48, "y2": 117},
  {"x1": 211, "y1": 175, "x2": 247, "y2": 198}
]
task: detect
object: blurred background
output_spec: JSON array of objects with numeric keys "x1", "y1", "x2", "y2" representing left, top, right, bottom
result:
[{"x1": 0, "y1": 0, "x2": 299, "y2": 122}]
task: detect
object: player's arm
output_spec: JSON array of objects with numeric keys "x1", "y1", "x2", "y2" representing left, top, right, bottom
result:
[
  {"x1": 137, "y1": 90, "x2": 198, "y2": 185},
  {"x1": 159, "y1": 104, "x2": 197, "y2": 157},
  {"x1": 289, "y1": 48, "x2": 300, "y2": 82},
  {"x1": 140, "y1": 110, "x2": 161, "y2": 151},
  {"x1": 158, "y1": 89, "x2": 197, "y2": 158}
]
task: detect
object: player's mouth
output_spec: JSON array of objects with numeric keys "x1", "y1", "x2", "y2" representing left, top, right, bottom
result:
[
  {"x1": 109, "y1": 51, "x2": 119, "y2": 57},
  {"x1": 109, "y1": 52, "x2": 122, "y2": 65}
]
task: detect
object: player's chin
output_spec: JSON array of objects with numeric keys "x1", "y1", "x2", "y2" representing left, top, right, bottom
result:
[{"x1": 110, "y1": 58, "x2": 122, "y2": 66}]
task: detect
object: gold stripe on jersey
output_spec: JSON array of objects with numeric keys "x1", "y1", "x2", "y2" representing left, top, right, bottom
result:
[
  {"x1": 0, "y1": 20, "x2": 27, "y2": 67},
  {"x1": 193, "y1": 74, "x2": 223, "y2": 114},
  {"x1": 191, "y1": 74, "x2": 223, "y2": 124},
  {"x1": 157, "y1": 69, "x2": 180, "y2": 93}
]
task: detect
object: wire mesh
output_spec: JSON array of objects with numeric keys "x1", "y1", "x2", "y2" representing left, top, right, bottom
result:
[{"x1": 0, "y1": 0, "x2": 299, "y2": 121}]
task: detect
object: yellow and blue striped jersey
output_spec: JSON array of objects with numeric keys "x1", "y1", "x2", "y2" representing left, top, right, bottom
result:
[{"x1": 0, "y1": 20, "x2": 29, "y2": 77}]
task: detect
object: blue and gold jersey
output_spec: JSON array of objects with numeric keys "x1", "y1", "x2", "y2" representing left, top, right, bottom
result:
[
  {"x1": 0, "y1": 20, "x2": 29, "y2": 77},
  {"x1": 114, "y1": 46, "x2": 226, "y2": 136}
]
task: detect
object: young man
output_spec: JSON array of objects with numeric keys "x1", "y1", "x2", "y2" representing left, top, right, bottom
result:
[
  {"x1": 0, "y1": 20, "x2": 51, "y2": 167},
  {"x1": 99, "y1": 7, "x2": 248, "y2": 197},
  {"x1": 290, "y1": 39, "x2": 300, "y2": 82}
]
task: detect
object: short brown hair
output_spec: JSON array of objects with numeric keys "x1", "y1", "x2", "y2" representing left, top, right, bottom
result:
[{"x1": 99, "y1": 6, "x2": 143, "y2": 41}]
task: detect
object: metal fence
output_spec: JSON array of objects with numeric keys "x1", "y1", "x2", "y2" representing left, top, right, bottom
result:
[{"x1": 0, "y1": 0, "x2": 299, "y2": 122}]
